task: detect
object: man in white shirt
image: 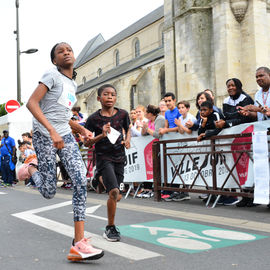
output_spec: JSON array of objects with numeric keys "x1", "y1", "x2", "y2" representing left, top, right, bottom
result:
[{"x1": 239, "y1": 67, "x2": 270, "y2": 119}]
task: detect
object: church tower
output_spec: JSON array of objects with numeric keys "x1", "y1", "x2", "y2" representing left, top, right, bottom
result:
[{"x1": 164, "y1": 0, "x2": 270, "y2": 108}]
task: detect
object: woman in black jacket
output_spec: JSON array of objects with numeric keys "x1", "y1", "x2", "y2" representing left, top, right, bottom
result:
[
  {"x1": 215, "y1": 78, "x2": 255, "y2": 207},
  {"x1": 215, "y1": 78, "x2": 254, "y2": 129}
]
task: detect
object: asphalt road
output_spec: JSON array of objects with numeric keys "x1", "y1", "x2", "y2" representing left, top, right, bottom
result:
[{"x1": 1, "y1": 183, "x2": 270, "y2": 270}]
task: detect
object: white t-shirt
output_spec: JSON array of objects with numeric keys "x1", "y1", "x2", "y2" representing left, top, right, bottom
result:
[
  {"x1": 33, "y1": 68, "x2": 77, "y2": 137},
  {"x1": 254, "y1": 88, "x2": 270, "y2": 121},
  {"x1": 180, "y1": 113, "x2": 197, "y2": 127}
]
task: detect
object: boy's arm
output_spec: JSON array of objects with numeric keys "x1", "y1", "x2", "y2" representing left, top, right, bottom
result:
[
  {"x1": 200, "y1": 116, "x2": 208, "y2": 128},
  {"x1": 123, "y1": 128, "x2": 131, "y2": 149},
  {"x1": 84, "y1": 121, "x2": 110, "y2": 147},
  {"x1": 69, "y1": 120, "x2": 93, "y2": 140}
]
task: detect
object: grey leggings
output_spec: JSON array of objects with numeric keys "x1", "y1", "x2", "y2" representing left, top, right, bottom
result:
[{"x1": 32, "y1": 132, "x2": 87, "y2": 221}]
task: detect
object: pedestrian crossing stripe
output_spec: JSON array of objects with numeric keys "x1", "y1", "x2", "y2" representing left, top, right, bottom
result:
[{"x1": 118, "y1": 219, "x2": 267, "y2": 254}]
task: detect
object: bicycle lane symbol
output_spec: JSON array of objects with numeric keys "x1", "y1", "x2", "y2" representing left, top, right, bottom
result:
[{"x1": 118, "y1": 219, "x2": 267, "y2": 253}]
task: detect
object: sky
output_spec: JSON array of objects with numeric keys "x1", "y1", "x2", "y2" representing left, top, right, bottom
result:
[{"x1": 0, "y1": 0, "x2": 164, "y2": 104}]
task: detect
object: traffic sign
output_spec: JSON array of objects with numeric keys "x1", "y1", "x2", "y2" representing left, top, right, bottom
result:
[{"x1": 5, "y1": 100, "x2": 20, "y2": 113}]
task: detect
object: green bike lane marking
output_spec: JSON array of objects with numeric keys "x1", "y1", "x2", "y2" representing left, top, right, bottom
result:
[{"x1": 118, "y1": 219, "x2": 267, "y2": 254}]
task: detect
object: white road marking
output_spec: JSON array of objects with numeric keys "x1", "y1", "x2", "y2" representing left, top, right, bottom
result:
[
  {"x1": 85, "y1": 205, "x2": 107, "y2": 221},
  {"x1": 0, "y1": 192, "x2": 7, "y2": 194},
  {"x1": 15, "y1": 186, "x2": 270, "y2": 233},
  {"x1": 69, "y1": 205, "x2": 107, "y2": 221},
  {"x1": 12, "y1": 201, "x2": 161, "y2": 261}
]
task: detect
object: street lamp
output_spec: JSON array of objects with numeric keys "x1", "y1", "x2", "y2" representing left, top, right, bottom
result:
[{"x1": 15, "y1": 0, "x2": 38, "y2": 103}]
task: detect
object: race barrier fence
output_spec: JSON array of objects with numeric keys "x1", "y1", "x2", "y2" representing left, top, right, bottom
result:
[{"x1": 80, "y1": 120, "x2": 270, "y2": 206}]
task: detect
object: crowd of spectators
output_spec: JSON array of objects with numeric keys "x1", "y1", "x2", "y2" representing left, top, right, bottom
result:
[{"x1": 128, "y1": 67, "x2": 270, "y2": 207}]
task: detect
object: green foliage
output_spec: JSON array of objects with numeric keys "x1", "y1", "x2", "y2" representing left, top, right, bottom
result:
[{"x1": 0, "y1": 103, "x2": 7, "y2": 117}]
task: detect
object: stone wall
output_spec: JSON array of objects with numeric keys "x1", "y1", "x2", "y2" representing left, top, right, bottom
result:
[{"x1": 164, "y1": 0, "x2": 270, "y2": 114}]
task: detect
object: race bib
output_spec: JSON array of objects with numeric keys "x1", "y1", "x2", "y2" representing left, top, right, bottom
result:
[{"x1": 57, "y1": 81, "x2": 77, "y2": 109}]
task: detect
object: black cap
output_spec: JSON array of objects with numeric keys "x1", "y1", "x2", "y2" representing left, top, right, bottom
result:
[{"x1": 3, "y1": 130, "x2": 8, "y2": 133}]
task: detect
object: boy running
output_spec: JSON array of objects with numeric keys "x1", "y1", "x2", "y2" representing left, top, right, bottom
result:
[{"x1": 84, "y1": 84, "x2": 131, "y2": 241}]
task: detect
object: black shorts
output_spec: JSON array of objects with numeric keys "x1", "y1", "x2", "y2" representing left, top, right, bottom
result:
[{"x1": 97, "y1": 159, "x2": 124, "y2": 192}]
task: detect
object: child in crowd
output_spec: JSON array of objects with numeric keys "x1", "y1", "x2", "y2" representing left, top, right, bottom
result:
[
  {"x1": 197, "y1": 101, "x2": 225, "y2": 142},
  {"x1": 159, "y1": 99, "x2": 167, "y2": 117},
  {"x1": 186, "y1": 91, "x2": 214, "y2": 131},
  {"x1": 130, "y1": 105, "x2": 148, "y2": 137},
  {"x1": 72, "y1": 106, "x2": 84, "y2": 124},
  {"x1": 159, "y1": 92, "x2": 181, "y2": 135},
  {"x1": 129, "y1": 109, "x2": 137, "y2": 127},
  {"x1": 175, "y1": 101, "x2": 196, "y2": 134},
  {"x1": 84, "y1": 84, "x2": 131, "y2": 242},
  {"x1": 159, "y1": 93, "x2": 182, "y2": 201}
]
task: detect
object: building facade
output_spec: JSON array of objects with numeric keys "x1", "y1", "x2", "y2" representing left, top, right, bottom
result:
[{"x1": 75, "y1": 0, "x2": 270, "y2": 115}]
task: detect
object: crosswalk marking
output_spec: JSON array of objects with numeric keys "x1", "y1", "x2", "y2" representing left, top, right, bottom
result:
[{"x1": 12, "y1": 201, "x2": 162, "y2": 261}]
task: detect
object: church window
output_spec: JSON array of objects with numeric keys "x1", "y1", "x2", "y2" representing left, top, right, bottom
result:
[
  {"x1": 97, "y1": 68, "x2": 102, "y2": 77},
  {"x1": 115, "y1": 49, "x2": 119, "y2": 66},
  {"x1": 135, "y1": 39, "x2": 140, "y2": 58}
]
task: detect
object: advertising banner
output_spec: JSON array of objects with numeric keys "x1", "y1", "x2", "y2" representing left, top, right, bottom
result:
[{"x1": 124, "y1": 120, "x2": 270, "y2": 188}]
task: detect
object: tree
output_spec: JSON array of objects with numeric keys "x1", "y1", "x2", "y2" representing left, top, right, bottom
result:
[{"x1": 0, "y1": 103, "x2": 7, "y2": 117}]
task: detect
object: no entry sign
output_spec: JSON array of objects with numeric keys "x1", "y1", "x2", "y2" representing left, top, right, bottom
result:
[{"x1": 5, "y1": 100, "x2": 21, "y2": 113}]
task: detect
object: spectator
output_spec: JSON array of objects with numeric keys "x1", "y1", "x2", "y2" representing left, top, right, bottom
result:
[
  {"x1": 215, "y1": 78, "x2": 254, "y2": 129},
  {"x1": 0, "y1": 130, "x2": 16, "y2": 186},
  {"x1": 237, "y1": 68, "x2": 270, "y2": 207},
  {"x1": 129, "y1": 109, "x2": 137, "y2": 127},
  {"x1": 71, "y1": 115, "x2": 83, "y2": 147},
  {"x1": 197, "y1": 101, "x2": 225, "y2": 142},
  {"x1": 159, "y1": 99, "x2": 167, "y2": 117},
  {"x1": 139, "y1": 105, "x2": 165, "y2": 198},
  {"x1": 131, "y1": 105, "x2": 148, "y2": 137},
  {"x1": 142, "y1": 104, "x2": 165, "y2": 138},
  {"x1": 159, "y1": 92, "x2": 181, "y2": 135},
  {"x1": 204, "y1": 89, "x2": 223, "y2": 116},
  {"x1": 239, "y1": 67, "x2": 270, "y2": 120},
  {"x1": 186, "y1": 91, "x2": 214, "y2": 131},
  {"x1": 175, "y1": 101, "x2": 196, "y2": 135},
  {"x1": 158, "y1": 92, "x2": 182, "y2": 201}
]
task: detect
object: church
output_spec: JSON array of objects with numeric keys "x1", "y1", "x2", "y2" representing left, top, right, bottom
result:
[{"x1": 74, "y1": 0, "x2": 270, "y2": 115}]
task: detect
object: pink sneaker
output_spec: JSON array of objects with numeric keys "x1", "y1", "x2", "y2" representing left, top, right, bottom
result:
[{"x1": 67, "y1": 238, "x2": 104, "y2": 261}]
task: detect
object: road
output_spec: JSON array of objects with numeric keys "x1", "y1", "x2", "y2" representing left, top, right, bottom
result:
[{"x1": 1, "y1": 183, "x2": 270, "y2": 270}]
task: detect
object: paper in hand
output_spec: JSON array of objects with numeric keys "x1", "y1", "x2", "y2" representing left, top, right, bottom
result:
[{"x1": 107, "y1": 127, "x2": 121, "y2": 144}]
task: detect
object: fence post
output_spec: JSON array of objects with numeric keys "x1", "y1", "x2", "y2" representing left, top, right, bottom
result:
[
  {"x1": 152, "y1": 141, "x2": 161, "y2": 201},
  {"x1": 211, "y1": 138, "x2": 217, "y2": 191}
]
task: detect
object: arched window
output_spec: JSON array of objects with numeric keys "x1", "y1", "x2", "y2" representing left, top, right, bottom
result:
[
  {"x1": 159, "y1": 66, "x2": 166, "y2": 99},
  {"x1": 97, "y1": 68, "x2": 102, "y2": 77},
  {"x1": 115, "y1": 50, "x2": 119, "y2": 66},
  {"x1": 130, "y1": 85, "x2": 136, "y2": 110},
  {"x1": 82, "y1": 76, "x2": 86, "y2": 85},
  {"x1": 135, "y1": 39, "x2": 140, "y2": 58}
]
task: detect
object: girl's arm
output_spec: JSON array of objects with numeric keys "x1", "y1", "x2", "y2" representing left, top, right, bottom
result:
[{"x1": 26, "y1": 83, "x2": 64, "y2": 149}]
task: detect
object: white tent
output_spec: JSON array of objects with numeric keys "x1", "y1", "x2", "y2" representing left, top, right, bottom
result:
[{"x1": 0, "y1": 105, "x2": 33, "y2": 146}]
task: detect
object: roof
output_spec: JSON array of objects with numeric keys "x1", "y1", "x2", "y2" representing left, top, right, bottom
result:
[
  {"x1": 74, "y1": 34, "x2": 105, "y2": 68},
  {"x1": 76, "y1": 47, "x2": 164, "y2": 94},
  {"x1": 74, "y1": 5, "x2": 164, "y2": 68}
]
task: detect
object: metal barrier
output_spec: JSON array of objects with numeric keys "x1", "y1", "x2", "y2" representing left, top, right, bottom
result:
[{"x1": 152, "y1": 132, "x2": 267, "y2": 207}]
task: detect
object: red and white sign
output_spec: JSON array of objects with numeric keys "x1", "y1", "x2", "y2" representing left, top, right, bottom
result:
[{"x1": 5, "y1": 100, "x2": 21, "y2": 113}]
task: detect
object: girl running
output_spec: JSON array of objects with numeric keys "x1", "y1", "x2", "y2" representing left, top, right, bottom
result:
[{"x1": 26, "y1": 42, "x2": 104, "y2": 261}]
